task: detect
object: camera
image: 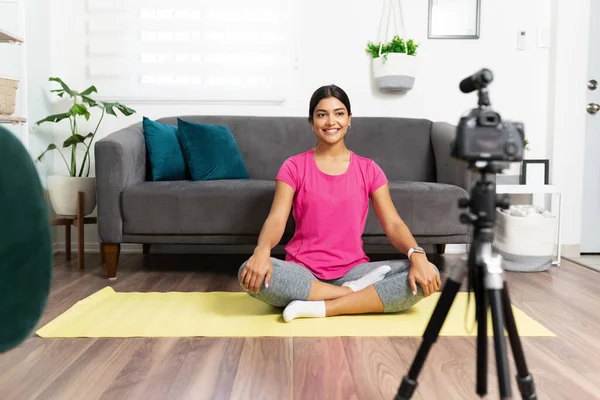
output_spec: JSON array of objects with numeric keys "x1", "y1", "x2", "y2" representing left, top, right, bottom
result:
[{"x1": 452, "y1": 68, "x2": 525, "y2": 163}]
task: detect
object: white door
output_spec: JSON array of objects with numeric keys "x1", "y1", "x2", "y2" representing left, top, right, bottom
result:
[{"x1": 581, "y1": 0, "x2": 600, "y2": 252}]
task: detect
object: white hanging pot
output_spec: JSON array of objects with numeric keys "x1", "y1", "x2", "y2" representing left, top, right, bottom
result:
[
  {"x1": 373, "y1": 53, "x2": 417, "y2": 93},
  {"x1": 372, "y1": 0, "x2": 417, "y2": 93},
  {"x1": 47, "y1": 175, "x2": 97, "y2": 217}
]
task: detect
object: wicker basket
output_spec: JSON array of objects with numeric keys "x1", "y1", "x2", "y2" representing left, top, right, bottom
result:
[{"x1": 0, "y1": 77, "x2": 19, "y2": 116}]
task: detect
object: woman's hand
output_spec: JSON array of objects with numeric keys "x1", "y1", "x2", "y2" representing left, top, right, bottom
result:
[
  {"x1": 240, "y1": 247, "x2": 273, "y2": 293},
  {"x1": 408, "y1": 254, "x2": 441, "y2": 297}
]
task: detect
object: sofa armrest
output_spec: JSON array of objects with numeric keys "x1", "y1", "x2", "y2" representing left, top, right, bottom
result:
[
  {"x1": 431, "y1": 121, "x2": 475, "y2": 193},
  {"x1": 95, "y1": 122, "x2": 146, "y2": 243}
]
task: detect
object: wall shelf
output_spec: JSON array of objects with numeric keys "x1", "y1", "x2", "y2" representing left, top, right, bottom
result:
[
  {"x1": 0, "y1": 0, "x2": 28, "y2": 149},
  {"x1": 0, "y1": 116, "x2": 27, "y2": 124},
  {"x1": 0, "y1": 28, "x2": 24, "y2": 43}
]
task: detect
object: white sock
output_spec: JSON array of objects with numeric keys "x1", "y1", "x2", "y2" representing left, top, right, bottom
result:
[
  {"x1": 342, "y1": 264, "x2": 392, "y2": 292},
  {"x1": 283, "y1": 300, "x2": 326, "y2": 322}
]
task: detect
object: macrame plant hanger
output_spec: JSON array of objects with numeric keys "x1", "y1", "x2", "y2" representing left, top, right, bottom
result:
[{"x1": 372, "y1": 0, "x2": 416, "y2": 93}]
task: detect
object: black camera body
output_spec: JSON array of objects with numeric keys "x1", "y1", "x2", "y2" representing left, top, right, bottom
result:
[
  {"x1": 451, "y1": 68, "x2": 525, "y2": 163},
  {"x1": 453, "y1": 108, "x2": 525, "y2": 162}
]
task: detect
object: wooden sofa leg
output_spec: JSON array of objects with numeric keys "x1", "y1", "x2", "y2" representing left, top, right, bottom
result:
[
  {"x1": 104, "y1": 243, "x2": 120, "y2": 279},
  {"x1": 100, "y1": 243, "x2": 105, "y2": 263},
  {"x1": 143, "y1": 244, "x2": 151, "y2": 255},
  {"x1": 436, "y1": 244, "x2": 446, "y2": 254}
]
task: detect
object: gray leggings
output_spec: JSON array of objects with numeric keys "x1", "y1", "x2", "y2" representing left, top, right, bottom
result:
[{"x1": 238, "y1": 257, "x2": 440, "y2": 313}]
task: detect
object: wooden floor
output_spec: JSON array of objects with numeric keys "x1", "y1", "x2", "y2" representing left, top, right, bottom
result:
[{"x1": 1, "y1": 252, "x2": 599, "y2": 400}]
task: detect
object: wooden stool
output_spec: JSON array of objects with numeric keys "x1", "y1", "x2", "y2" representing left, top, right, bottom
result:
[{"x1": 50, "y1": 191, "x2": 101, "y2": 271}]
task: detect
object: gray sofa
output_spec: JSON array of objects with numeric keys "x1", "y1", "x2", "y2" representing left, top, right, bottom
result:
[{"x1": 95, "y1": 115, "x2": 473, "y2": 279}]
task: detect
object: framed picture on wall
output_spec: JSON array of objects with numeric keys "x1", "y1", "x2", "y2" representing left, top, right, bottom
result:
[
  {"x1": 520, "y1": 159, "x2": 550, "y2": 186},
  {"x1": 428, "y1": 0, "x2": 481, "y2": 39}
]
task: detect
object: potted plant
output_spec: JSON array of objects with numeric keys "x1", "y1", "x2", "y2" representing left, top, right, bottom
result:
[
  {"x1": 36, "y1": 77, "x2": 135, "y2": 217},
  {"x1": 366, "y1": 34, "x2": 419, "y2": 93}
]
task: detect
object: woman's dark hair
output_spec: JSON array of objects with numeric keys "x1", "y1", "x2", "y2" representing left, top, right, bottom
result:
[{"x1": 308, "y1": 84, "x2": 352, "y2": 122}]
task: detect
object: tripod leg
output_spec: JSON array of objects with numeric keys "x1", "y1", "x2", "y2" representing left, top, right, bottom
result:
[
  {"x1": 475, "y1": 268, "x2": 488, "y2": 397},
  {"x1": 396, "y1": 265, "x2": 466, "y2": 400},
  {"x1": 501, "y1": 284, "x2": 537, "y2": 400},
  {"x1": 488, "y1": 289, "x2": 512, "y2": 399}
]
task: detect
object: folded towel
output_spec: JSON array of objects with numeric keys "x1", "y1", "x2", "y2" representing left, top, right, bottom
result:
[{"x1": 505, "y1": 205, "x2": 554, "y2": 219}]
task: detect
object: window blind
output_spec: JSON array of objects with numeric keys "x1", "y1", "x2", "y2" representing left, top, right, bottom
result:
[{"x1": 85, "y1": 0, "x2": 292, "y2": 102}]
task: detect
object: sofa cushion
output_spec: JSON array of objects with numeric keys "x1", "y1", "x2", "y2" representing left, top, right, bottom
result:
[
  {"x1": 122, "y1": 180, "x2": 287, "y2": 235},
  {"x1": 177, "y1": 118, "x2": 249, "y2": 181},
  {"x1": 142, "y1": 117, "x2": 188, "y2": 181},
  {"x1": 364, "y1": 182, "x2": 469, "y2": 236},
  {"x1": 122, "y1": 180, "x2": 467, "y2": 238}
]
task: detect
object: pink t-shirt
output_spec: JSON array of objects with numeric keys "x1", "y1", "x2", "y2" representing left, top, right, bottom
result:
[{"x1": 276, "y1": 148, "x2": 388, "y2": 280}]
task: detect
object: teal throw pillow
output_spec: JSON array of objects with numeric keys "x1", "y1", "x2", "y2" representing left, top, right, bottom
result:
[
  {"x1": 142, "y1": 117, "x2": 188, "y2": 181},
  {"x1": 177, "y1": 118, "x2": 249, "y2": 181}
]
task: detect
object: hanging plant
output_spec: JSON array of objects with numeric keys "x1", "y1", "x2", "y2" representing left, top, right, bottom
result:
[
  {"x1": 367, "y1": 0, "x2": 418, "y2": 93},
  {"x1": 366, "y1": 35, "x2": 419, "y2": 60}
]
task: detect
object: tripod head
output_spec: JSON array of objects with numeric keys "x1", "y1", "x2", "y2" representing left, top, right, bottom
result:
[{"x1": 458, "y1": 162, "x2": 511, "y2": 242}]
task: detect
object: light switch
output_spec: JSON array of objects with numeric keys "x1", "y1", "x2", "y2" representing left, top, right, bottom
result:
[
  {"x1": 517, "y1": 31, "x2": 526, "y2": 50},
  {"x1": 538, "y1": 28, "x2": 551, "y2": 48}
]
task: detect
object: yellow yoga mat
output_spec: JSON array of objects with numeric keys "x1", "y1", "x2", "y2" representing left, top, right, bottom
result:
[{"x1": 36, "y1": 287, "x2": 555, "y2": 338}]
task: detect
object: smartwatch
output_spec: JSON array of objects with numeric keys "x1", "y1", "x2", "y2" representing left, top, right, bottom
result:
[{"x1": 407, "y1": 246, "x2": 426, "y2": 260}]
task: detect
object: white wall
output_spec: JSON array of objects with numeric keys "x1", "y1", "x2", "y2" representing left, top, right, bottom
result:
[
  {"x1": 39, "y1": 0, "x2": 588, "y2": 252},
  {"x1": 48, "y1": 0, "x2": 553, "y2": 151},
  {"x1": 25, "y1": 0, "x2": 53, "y2": 186}
]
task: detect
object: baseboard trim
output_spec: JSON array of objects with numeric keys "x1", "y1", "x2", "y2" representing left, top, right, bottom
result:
[
  {"x1": 50, "y1": 242, "x2": 469, "y2": 256},
  {"x1": 561, "y1": 244, "x2": 580, "y2": 258},
  {"x1": 53, "y1": 243, "x2": 143, "y2": 254},
  {"x1": 50, "y1": 241, "x2": 573, "y2": 259}
]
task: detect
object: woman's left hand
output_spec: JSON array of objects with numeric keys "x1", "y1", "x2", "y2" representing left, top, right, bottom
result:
[{"x1": 408, "y1": 254, "x2": 441, "y2": 297}]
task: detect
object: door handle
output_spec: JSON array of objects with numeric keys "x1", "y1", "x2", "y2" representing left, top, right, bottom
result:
[{"x1": 588, "y1": 103, "x2": 600, "y2": 115}]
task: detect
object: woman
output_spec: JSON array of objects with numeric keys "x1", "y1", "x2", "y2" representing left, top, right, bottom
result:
[{"x1": 238, "y1": 84, "x2": 441, "y2": 322}]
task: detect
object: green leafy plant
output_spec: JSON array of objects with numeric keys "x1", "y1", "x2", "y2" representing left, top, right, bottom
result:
[
  {"x1": 36, "y1": 77, "x2": 136, "y2": 177},
  {"x1": 366, "y1": 35, "x2": 419, "y2": 60}
]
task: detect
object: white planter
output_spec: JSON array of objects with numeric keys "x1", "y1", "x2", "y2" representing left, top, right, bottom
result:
[
  {"x1": 47, "y1": 175, "x2": 97, "y2": 217},
  {"x1": 373, "y1": 53, "x2": 417, "y2": 93}
]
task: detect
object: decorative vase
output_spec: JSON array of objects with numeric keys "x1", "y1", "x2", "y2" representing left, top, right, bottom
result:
[
  {"x1": 47, "y1": 175, "x2": 96, "y2": 217},
  {"x1": 373, "y1": 53, "x2": 416, "y2": 93}
]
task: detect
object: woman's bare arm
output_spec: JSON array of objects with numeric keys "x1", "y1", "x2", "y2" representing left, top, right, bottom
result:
[{"x1": 255, "y1": 180, "x2": 295, "y2": 253}]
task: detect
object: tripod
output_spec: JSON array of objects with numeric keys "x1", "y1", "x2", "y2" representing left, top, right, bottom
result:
[{"x1": 395, "y1": 163, "x2": 537, "y2": 400}]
